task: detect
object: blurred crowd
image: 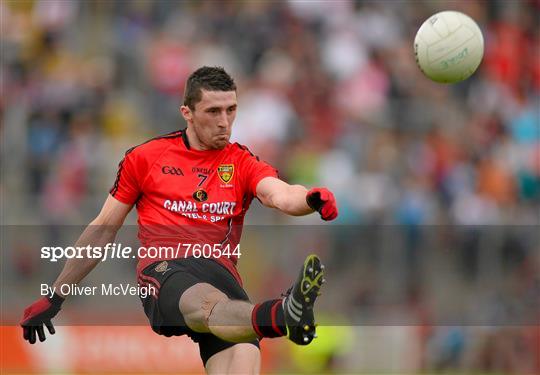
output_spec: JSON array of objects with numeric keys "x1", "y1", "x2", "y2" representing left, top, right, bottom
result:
[
  {"x1": 1, "y1": 0, "x2": 539, "y2": 226},
  {"x1": 1, "y1": 0, "x2": 539, "y2": 374}
]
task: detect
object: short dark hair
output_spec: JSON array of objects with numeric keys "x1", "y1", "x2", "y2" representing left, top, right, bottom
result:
[{"x1": 183, "y1": 66, "x2": 236, "y2": 110}]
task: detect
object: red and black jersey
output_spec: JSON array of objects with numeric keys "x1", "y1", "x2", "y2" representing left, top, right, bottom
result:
[{"x1": 110, "y1": 129, "x2": 278, "y2": 284}]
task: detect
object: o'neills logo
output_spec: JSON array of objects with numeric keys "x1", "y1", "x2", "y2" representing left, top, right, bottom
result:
[
  {"x1": 155, "y1": 261, "x2": 170, "y2": 274},
  {"x1": 193, "y1": 188, "x2": 208, "y2": 202},
  {"x1": 217, "y1": 164, "x2": 234, "y2": 183}
]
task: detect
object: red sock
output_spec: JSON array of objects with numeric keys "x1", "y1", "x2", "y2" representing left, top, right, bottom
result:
[{"x1": 251, "y1": 299, "x2": 286, "y2": 338}]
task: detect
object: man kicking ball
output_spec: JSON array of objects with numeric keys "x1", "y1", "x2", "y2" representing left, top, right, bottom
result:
[{"x1": 21, "y1": 66, "x2": 338, "y2": 374}]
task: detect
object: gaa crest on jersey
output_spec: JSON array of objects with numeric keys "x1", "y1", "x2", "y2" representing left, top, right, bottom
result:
[
  {"x1": 217, "y1": 164, "x2": 234, "y2": 184},
  {"x1": 193, "y1": 188, "x2": 208, "y2": 202}
]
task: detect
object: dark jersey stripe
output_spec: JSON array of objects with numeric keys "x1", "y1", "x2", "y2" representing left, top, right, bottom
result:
[
  {"x1": 110, "y1": 130, "x2": 184, "y2": 197},
  {"x1": 233, "y1": 142, "x2": 260, "y2": 161}
]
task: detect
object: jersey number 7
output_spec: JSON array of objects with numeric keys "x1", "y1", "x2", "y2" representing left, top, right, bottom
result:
[{"x1": 197, "y1": 174, "x2": 208, "y2": 187}]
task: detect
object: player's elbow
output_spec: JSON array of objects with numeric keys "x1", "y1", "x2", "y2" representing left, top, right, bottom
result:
[{"x1": 89, "y1": 215, "x2": 122, "y2": 233}]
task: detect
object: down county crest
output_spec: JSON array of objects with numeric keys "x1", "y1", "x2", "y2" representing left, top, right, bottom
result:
[{"x1": 217, "y1": 164, "x2": 234, "y2": 184}]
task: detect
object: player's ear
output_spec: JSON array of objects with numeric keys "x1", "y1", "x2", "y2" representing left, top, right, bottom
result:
[{"x1": 180, "y1": 105, "x2": 193, "y2": 122}]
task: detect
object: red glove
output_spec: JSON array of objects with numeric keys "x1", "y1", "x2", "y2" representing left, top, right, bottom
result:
[
  {"x1": 20, "y1": 293, "x2": 64, "y2": 344},
  {"x1": 306, "y1": 187, "x2": 338, "y2": 221}
]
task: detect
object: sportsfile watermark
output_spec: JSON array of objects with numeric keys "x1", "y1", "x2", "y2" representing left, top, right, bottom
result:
[
  {"x1": 40, "y1": 243, "x2": 241, "y2": 262},
  {"x1": 4, "y1": 225, "x2": 538, "y2": 326}
]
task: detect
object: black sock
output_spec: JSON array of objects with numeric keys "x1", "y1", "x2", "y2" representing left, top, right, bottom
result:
[{"x1": 251, "y1": 299, "x2": 286, "y2": 338}]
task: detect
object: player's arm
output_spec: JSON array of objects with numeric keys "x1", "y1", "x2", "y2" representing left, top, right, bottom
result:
[
  {"x1": 255, "y1": 177, "x2": 338, "y2": 220},
  {"x1": 20, "y1": 195, "x2": 133, "y2": 344},
  {"x1": 52, "y1": 195, "x2": 133, "y2": 293}
]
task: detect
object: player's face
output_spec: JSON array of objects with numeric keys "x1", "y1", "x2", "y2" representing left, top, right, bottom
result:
[{"x1": 182, "y1": 90, "x2": 237, "y2": 150}]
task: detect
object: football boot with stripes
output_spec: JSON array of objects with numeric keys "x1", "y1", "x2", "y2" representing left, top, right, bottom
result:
[{"x1": 282, "y1": 254, "x2": 325, "y2": 345}]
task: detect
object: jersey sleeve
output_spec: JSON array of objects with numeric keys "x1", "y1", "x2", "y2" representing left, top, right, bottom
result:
[
  {"x1": 240, "y1": 151, "x2": 279, "y2": 197},
  {"x1": 109, "y1": 149, "x2": 143, "y2": 205}
]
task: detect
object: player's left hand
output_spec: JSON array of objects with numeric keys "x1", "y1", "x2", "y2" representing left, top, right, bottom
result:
[
  {"x1": 306, "y1": 187, "x2": 338, "y2": 221},
  {"x1": 20, "y1": 293, "x2": 64, "y2": 344}
]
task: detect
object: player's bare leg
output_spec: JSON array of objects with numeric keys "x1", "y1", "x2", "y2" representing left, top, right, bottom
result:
[
  {"x1": 207, "y1": 298, "x2": 257, "y2": 342},
  {"x1": 179, "y1": 254, "x2": 325, "y2": 344},
  {"x1": 180, "y1": 283, "x2": 257, "y2": 342},
  {"x1": 205, "y1": 343, "x2": 260, "y2": 374}
]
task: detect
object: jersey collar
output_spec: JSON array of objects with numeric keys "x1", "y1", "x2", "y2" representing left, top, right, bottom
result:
[
  {"x1": 181, "y1": 128, "x2": 230, "y2": 153},
  {"x1": 181, "y1": 128, "x2": 191, "y2": 150}
]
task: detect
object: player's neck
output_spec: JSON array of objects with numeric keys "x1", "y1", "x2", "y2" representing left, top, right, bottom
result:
[{"x1": 185, "y1": 127, "x2": 207, "y2": 151}]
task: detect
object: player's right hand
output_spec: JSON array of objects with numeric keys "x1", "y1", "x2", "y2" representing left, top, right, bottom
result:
[{"x1": 20, "y1": 293, "x2": 64, "y2": 344}]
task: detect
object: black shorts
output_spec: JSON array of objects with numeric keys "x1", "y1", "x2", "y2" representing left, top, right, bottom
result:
[{"x1": 139, "y1": 257, "x2": 259, "y2": 365}]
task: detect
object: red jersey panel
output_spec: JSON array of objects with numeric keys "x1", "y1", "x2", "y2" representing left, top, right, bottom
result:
[{"x1": 110, "y1": 129, "x2": 278, "y2": 284}]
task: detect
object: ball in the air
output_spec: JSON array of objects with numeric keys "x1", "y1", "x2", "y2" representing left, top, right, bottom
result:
[{"x1": 414, "y1": 10, "x2": 484, "y2": 83}]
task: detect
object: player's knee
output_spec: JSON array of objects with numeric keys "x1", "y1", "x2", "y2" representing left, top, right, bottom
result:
[
  {"x1": 202, "y1": 290, "x2": 229, "y2": 324},
  {"x1": 206, "y1": 344, "x2": 260, "y2": 374},
  {"x1": 227, "y1": 344, "x2": 260, "y2": 374},
  {"x1": 180, "y1": 283, "x2": 228, "y2": 332}
]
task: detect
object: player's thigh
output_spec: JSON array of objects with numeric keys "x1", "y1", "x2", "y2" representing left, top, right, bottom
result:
[
  {"x1": 179, "y1": 282, "x2": 228, "y2": 333},
  {"x1": 205, "y1": 343, "x2": 261, "y2": 375}
]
